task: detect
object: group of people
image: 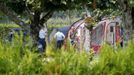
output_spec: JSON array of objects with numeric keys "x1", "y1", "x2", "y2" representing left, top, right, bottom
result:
[
  {"x1": 6, "y1": 29, "x2": 27, "y2": 43},
  {"x1": 38, "y1": 28, "x2": 65, "y2": 53}
]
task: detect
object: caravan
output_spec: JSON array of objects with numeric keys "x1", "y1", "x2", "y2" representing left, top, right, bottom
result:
[{"x1": 67, "y1": 17, "x2": 123, "y2": 53}]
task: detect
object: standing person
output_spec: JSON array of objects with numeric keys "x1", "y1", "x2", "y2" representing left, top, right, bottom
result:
[
  {"x1": 120, "y1": 27, "x2": 124, "y2": 47},
  {"x1": 38, "y1": 27, "x2": 46, "y2": 53},
  {"x1": 8, "y1": 30, "x2": 14, "y2": 43},
  {"x1": 54, "y1": 29, "x2": 65, "y2": 49}
]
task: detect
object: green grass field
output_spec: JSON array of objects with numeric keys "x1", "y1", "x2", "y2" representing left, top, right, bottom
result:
[
  {"x1": 0, "y1": 23, "x2": 19, "y2": 28},
  {"x1": 0, "y1": 18, "x2": 79, "y2": 28}
]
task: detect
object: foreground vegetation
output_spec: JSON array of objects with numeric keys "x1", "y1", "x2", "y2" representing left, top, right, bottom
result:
[{"x1": 0, "y1": 33, "x2": 134, "y2": 75}]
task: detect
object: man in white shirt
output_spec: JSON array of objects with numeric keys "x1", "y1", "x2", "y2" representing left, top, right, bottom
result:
[
  {"x1": 54, "y1": 29, "x2": 65, "y2": 49},
  {"x1": 38, "y1": 27, "x2": 46, "y2": 53}
]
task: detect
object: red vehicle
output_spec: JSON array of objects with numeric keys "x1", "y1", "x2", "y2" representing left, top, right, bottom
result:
[
  {"x1": 91, "y1": 18, "x2": 122, "y2": 52},
  {"x1": 67, "y1": 17, "x2": 123, "y2": 53}
]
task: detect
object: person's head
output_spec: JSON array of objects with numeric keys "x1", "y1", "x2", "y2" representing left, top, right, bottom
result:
[{"x1": 56, "y1": 28, "x2": 60, "y2": 32}]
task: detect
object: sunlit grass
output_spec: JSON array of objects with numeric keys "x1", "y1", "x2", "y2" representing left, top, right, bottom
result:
[{"x1": 0, "y1": 23, "x2": 19, "y2": 28}]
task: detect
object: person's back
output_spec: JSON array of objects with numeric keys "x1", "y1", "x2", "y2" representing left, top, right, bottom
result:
[
  {"x1": 39, "y1": 29, "x2": 46, "y2": 39},
  {"x1": 54, "y1": 30, "x2": 65, "y2": 49},
  {"x1": 54, "y1": 31, "x2": 65, "y2": 41}
]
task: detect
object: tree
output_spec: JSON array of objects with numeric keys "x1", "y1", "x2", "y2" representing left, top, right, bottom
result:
[
  {"x1": 0, "y1": 0, "x2": 93, "y2": 46},
  {"x1": 117, "y1": 0, "x2": 134, "y2": 39}
]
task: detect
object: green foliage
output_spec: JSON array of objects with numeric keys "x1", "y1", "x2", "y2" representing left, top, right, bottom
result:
[
  {"x1": 130, "y1": 0, "x2": 134, "y2": 7},
  {"x1": 96, "y1": 0, "x2": 118, "y2": 10},
  {"x1": 0, "y1": 34, "x2": 43, "y2": 75},
  {"x1": 0, "y1": 23, "x2": 19, "y2": 28},
  {"x1": 43, "y1": 51, "x2": 91, "y2": 75},
  {"x1": 6, "y1": 1, "x2": 26, "y2": 14},
  {"x1": 3, "y1": 0, "x2": 94, "y2": 14},
  {"x1": 92, "y1": 8, "x2": 121, "y2": 21},
  {"x1": 0, "y1": 24, "x2": 19, "y2": 39},
  {"x1": 91, "y1": 41, "x2": 134, "y2": 75}
]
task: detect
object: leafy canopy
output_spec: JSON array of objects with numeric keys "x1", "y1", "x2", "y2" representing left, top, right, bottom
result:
[
  {"x1": 3, "y1": 0, "x2": 119, "y2": 14},
  {"x1": 3, "y1": 0, "x2": 92, "y2": 14}
]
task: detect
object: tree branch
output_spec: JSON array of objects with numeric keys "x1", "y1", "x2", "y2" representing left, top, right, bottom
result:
[
  {"x1": 25, "y1": 7, "x2": 33, "y2": 21},
  {"x1": 39, "y1": 10, "x2": 54, "y2": 25},
  {"x1": 0, "y1": 2, "x2": 28, "y2": 30}
]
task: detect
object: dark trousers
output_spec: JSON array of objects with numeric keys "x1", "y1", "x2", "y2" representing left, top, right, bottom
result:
[
  {"x1": 38, "y1": 38, "x2": 46, "y2": 53},
  {"x1": 57, "y1": 40, "x2": 64, "y2": 49},
  {"x1": 120, "y1": 41, "x2": 123, "y2": 47}
]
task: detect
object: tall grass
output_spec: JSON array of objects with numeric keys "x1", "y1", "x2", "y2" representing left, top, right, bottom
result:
[
  {"x1": 0, "y1": 33, "x2": 134, "y2": 75},
  {"x1": 91, "y1": 40, "x2": 134, "y2": 75},
  {"x1": 0, "y1": 34, "x2": 43, "y2": 75}
]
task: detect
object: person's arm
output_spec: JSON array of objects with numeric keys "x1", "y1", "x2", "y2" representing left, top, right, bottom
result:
[{"x1": 62, "y1": 33, "x2": 65, "y2": 39}]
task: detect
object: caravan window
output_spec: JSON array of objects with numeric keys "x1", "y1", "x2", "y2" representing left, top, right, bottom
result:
[{"x1": 110, "y1": 26, "x2": 113, "y2": 32}]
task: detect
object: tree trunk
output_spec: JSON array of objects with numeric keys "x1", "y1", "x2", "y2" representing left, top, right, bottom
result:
[
  {"x1": 123, "y1": 7, "x2": 134, "y2": 40},
  {"x1": 30, "y1": 11, "x2": 53, "y2": 49},
  {"x1": 30, "y1": 11, "x2": 41, "y2": 48},
  {"x1": 132, "y1": 7, "x2": 134, "y2": 30},
  {"x1": 118, "y1": 0, "x2": 134, "y2": 40}
]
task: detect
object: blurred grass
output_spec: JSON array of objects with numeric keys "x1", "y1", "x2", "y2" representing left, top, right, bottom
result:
[
  {"x1": 47, "y1": 18, "x2": 80, "y2": 28},
  {"x1": 0, "y1": 33, "x2": 134, "y2": 75},
  {"x1": 0, "y1": 23, "x2": 19, "y2": 28},
  {"x1": 0, "y1": 18, "x2": 80, "y2": 28}
]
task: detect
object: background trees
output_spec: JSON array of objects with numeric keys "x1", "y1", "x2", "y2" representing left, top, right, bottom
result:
[{"x1": 117, "y1": 0, "x2": 134, "y2": 39}]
